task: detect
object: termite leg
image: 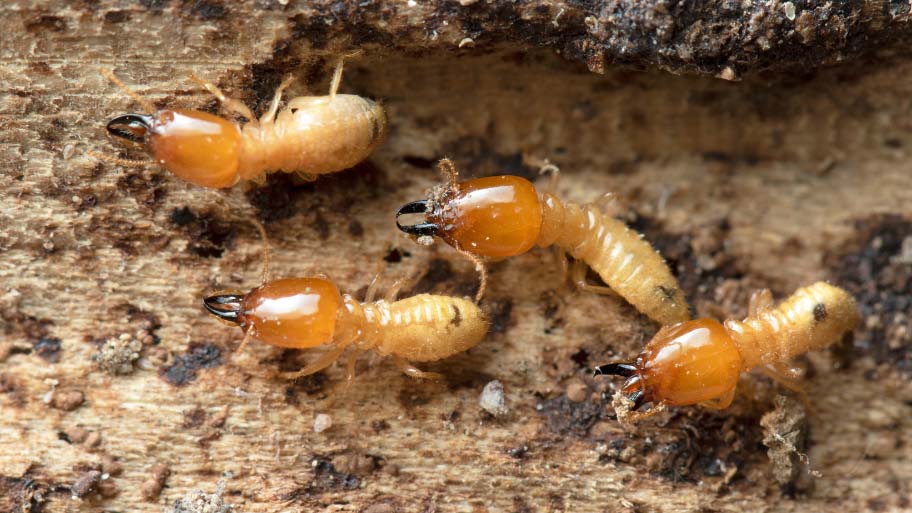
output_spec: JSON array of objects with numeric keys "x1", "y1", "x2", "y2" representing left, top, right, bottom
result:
[
  {"x1": 595, "y1": 192, "x2": 622, "y2": 217},
  {"x1": 259, "y1": 74, "x2": 295, "y2": 125},
  {"x1": 538, "y1": 160, "x2": 561, "y2": 194},
  {"x1": 249, "y1": 173, "x2": 268, "y2": 186},
  {"x1": 570, "y1": 260, "x2": 617, "y2": 296},
  {"x1": 384, "y1": 277, "x2": 409, "y2": 303},
  {"x1": 554, "y1": 247, "x2": 569, "y2": 291},
  {"x1": 760, "y1": 363, "x2": 813, "y2": 412},
  {"x1": 748, "y1": 288, "x2": 774, "y2": 317},
  {"x1": 294, "y1": 171, "x2": 318, "y2": 182},
  {"x1": 279, "y1": 344, "x2": 347, "y2": 380},
  {"x1": 699, "y1": 387, "x2": 736, "y2": 410},
  {"x1": 329, "y1": 57, "x2": 344, "y2": 99},
  {"x1": 188, "y1": 72, "x2": 257, "y2": 124},
  {"x1": 364, "y1": 273, "x2": 382, "y2": 303},
  {"x1": 383, "y1": 266, "x2": 428, "y2": 303},
  {"x1": 344, "y1": 349, "x2": 363, "y2": 384},
  {"x1": 328, "y1": 50, "x2": 363, "y2": 99},
  {"x1": 393, "y1": 357, "x2": 444, "y2": 381}
]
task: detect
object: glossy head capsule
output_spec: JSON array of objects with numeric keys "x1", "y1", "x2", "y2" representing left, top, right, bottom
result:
[
  {"x1": 610, "y1": 319, "x2": 743, "y2": 408},
  {"x1": 107, "y1": 110, "x2": 242, "y2": 188},
  {"x1": 402, "y1": 175, "x2": 543, "y2": 258},
  {"x1": 205, "y1": 277, "x2": 342, "y2": 349}
]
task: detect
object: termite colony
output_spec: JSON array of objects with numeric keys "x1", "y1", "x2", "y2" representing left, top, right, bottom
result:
[{"x1": 96, "y1": 55, "x2": 859, "y2": 422}]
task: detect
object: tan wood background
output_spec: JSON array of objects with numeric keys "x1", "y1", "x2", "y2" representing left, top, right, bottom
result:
[{"x1": 1, "y1": 1, "x2": 911, "y2": 511}]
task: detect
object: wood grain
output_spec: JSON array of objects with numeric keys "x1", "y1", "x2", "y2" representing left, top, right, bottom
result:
[{"x1": 1, "y1": 2, "x2": 911, "y2": 512}]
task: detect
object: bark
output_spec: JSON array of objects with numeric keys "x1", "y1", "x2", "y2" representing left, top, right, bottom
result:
[{"x1": 1, "y1": 1, "x2": 911, "y2": 512}]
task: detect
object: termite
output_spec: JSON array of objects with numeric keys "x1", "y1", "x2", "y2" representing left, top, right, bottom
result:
[
  {"x1": 395, "y1": 159, "x2": 690, "y2": 325},
  {"x1": 594, "y1": 282, "x2": 859, "y2": 414},
  {"x1": 203, "y1": 224, "x2": 488, "y2": 381},
  {"x1": 94, "y1": 57, "x2": 387, "y2": 188}
]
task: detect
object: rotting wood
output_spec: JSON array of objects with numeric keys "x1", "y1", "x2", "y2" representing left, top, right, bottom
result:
[{"x1": 1, "y1": 1, "x2": 911, "y2": 512}]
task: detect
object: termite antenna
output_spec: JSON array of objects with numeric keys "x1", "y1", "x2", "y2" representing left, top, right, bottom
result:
[
  {"x1": 437, "y1": 157, "x2": 459, "y2": 188},
  {"x1": 593, "y1": 362, "x2": 637, "y2": 377},
  {"x1": 395, "y1": 200, "x2": 438, "y2": 237},
  {"x1": 99, "y1": 67, "x2": 156, "y2": 114},
  {"x1": 85, "y1": 150, "x2": 150, "y2": 167},
  {"x1": 251, "y1": 219, "x2": 271, "y2": 284},
  {"x1": 454, "y1": 247, "x2": 487, "y2": 303},
  {"x1": 203, "y1": 294, "x2": 244, "y2": 324}
]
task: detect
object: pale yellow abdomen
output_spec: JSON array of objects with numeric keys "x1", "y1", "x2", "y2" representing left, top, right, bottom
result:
[
  {"x1": 726, "y1": 282, "x2": 860, "y2": 370},
  {"x1": 549, "y1": 200, "x2": 690, "y2": 325},
  {"x1": 238, "y1": 94, "x2": 387, "y2": 180},
  {"x1": 364, "y1": 295, "x2": 488, "y2": 362}
]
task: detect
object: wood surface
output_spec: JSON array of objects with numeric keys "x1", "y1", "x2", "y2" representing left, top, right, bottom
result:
[{"x1": 1, "y1": 1, "x2": 911, "y2": 512}]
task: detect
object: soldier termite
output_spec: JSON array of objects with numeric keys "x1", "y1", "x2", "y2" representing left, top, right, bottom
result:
[
  {"x1": 395, "y1": 159, "x2": 690, "y2": 325},
  {"x1": 203, "y1": 224, "x2": 488, "y2": 382},
  {"x1": 594, "y1": 282, "x2": 859, "y2": 415},
  {"x1": 93, "y1": 57, "x2": 387, "y2": 188}
]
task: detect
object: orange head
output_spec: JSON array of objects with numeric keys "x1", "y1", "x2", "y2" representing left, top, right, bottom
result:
[
  {"x1": 594, "y1": 319, "x2": 743, "y2": 410},
  {"x1": 203, "y1": 277, "x2": 343, "y2": 349},
  {"x1": 106, "y1": 109, "x2": 242, "y2": 188},
  {"x1": 396, "y1": 175, "x2": 543, "y2": 258}
]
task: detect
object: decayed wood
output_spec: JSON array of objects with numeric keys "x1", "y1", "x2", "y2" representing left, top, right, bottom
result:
[{"x1": 1, "y1": 1, "x2": 911, "y2": 512}]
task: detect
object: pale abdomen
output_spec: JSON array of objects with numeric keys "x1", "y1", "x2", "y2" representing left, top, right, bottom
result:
[
  {"x1": 364, "y1": 295, "x2": 488, "y2": 362},
  {"x1": 550, "y1": 201, "x2": 690, "y2": 325},
  {"x1": 238, "y1": 94, "x2": 387, "y2": 180},
  {"x1": 726, "y1": 282, "x2": 860, "y2": 370}
]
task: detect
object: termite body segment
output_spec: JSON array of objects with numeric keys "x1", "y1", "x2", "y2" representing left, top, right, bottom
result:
[
  {"x1": 595, "y1": 282, "x2": 859, "y2": 411},
  {"x1": 396, "y1": 162, "x2": 689, "y2": 325},
  {"x1": 100, "y1": 60, "x2": 387, "y2": 188},
  {"x1": 204, "y1": 277, "x2": 487, "y2": 381}
]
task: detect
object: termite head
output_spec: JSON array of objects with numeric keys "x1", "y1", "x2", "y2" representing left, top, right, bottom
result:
[
  {"x1": 396, "y1": 175, "x2": 543, "y2": 258},
  {"x1": 594, "y1": 319, "x2": 743, "y2": 409},
  {"x1": 204, "y1": 277, "x2": 343, "y2": 349},
  {"x1": 107, "y1": 109, "x2": 242, "y2": 188}
]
